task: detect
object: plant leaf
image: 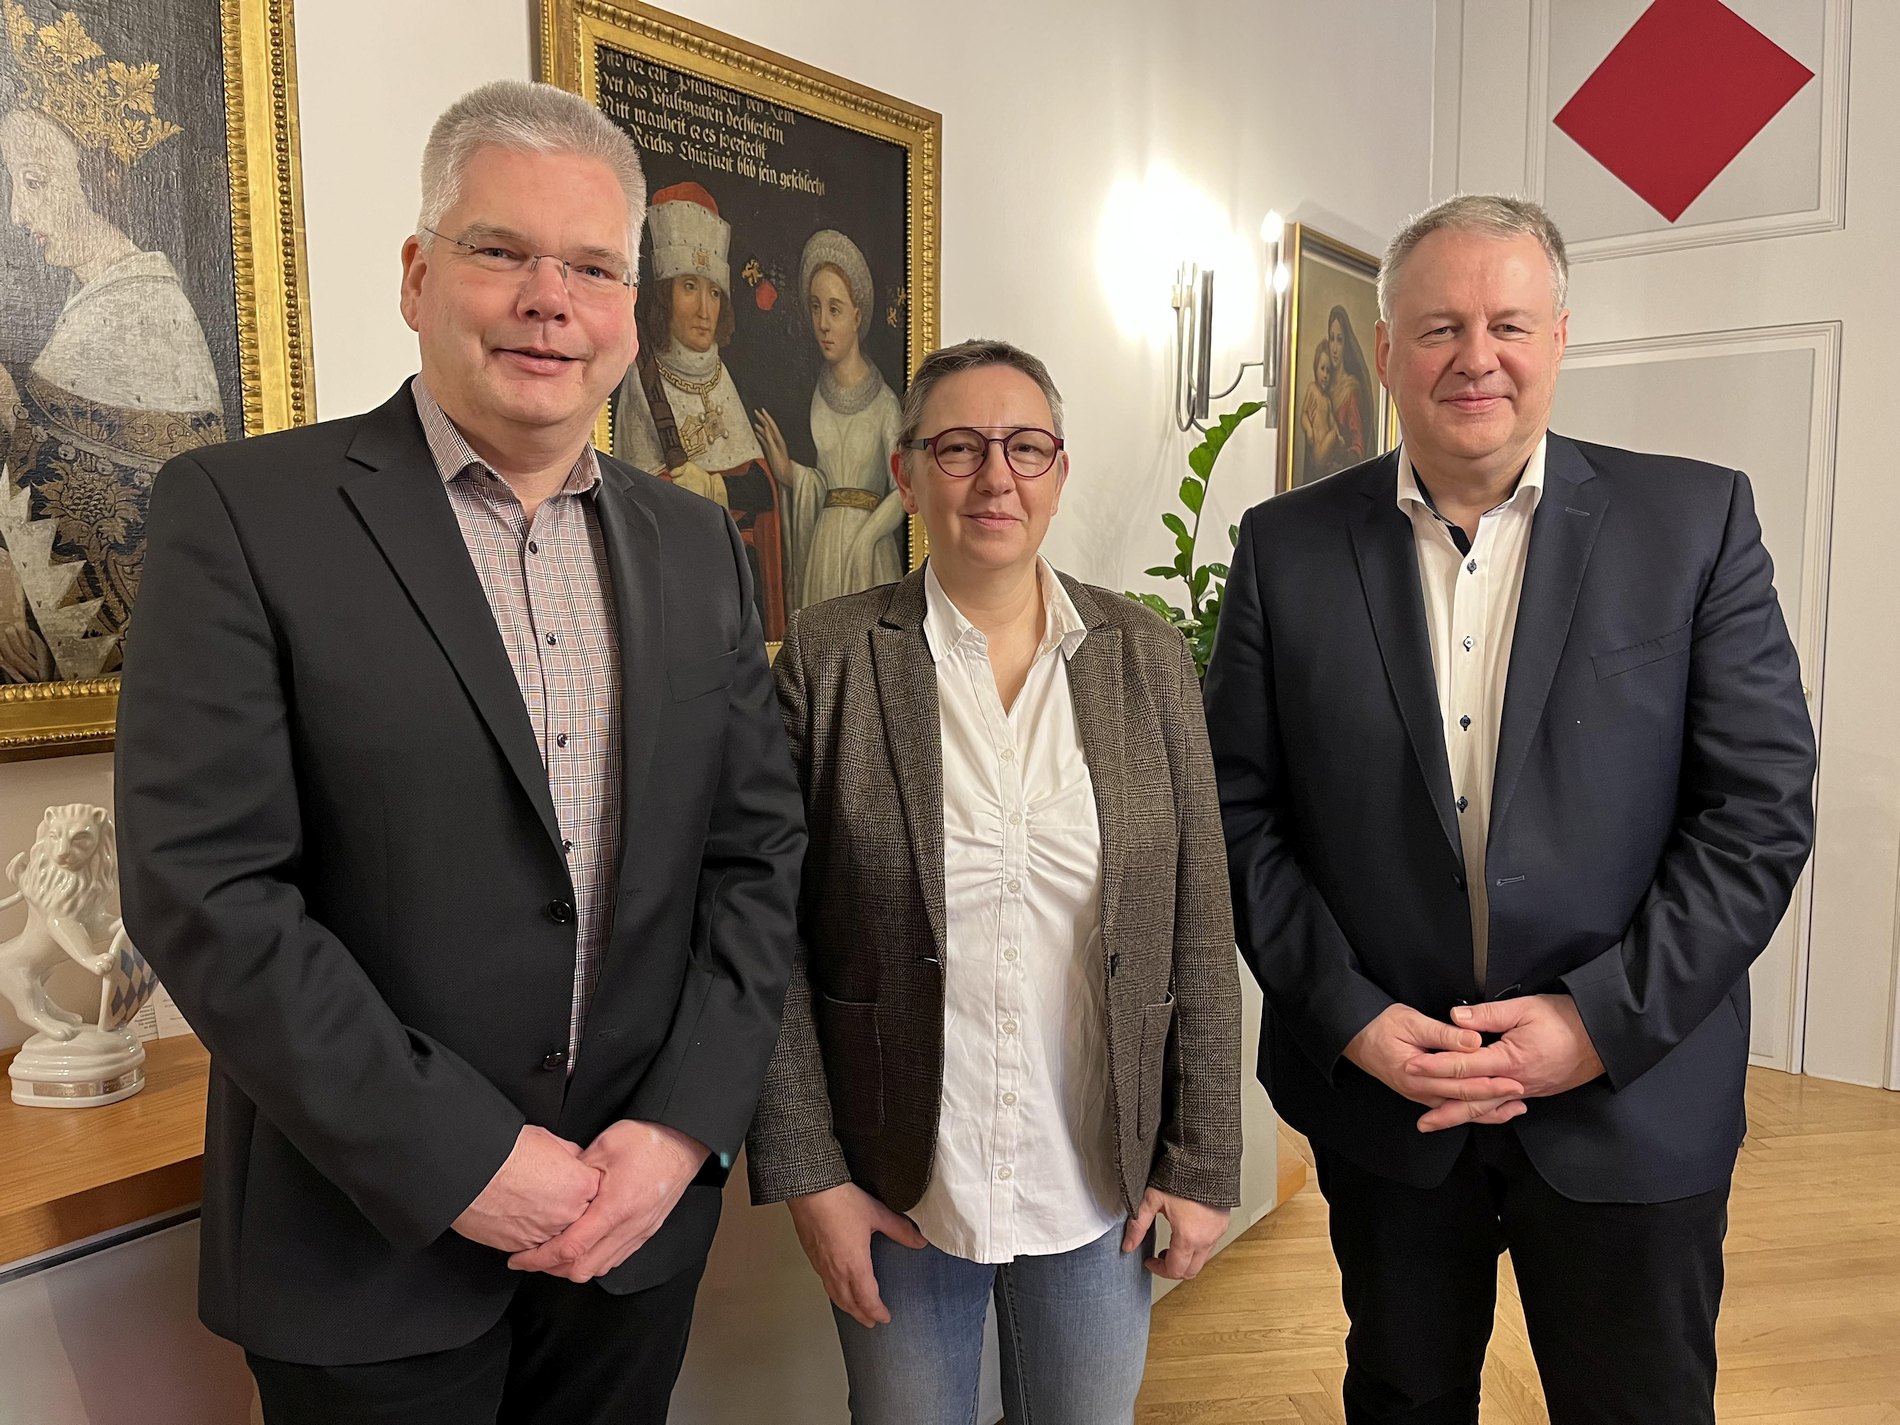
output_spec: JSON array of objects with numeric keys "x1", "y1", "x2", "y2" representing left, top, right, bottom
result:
[
  {"x1": 1179, "y1": 477, "x2": 1204, "y2": 514},
  {"x1": 1162, "y1": 512, "x2": 1188, "y2": 540},
  {"x1": 1144, "y1": 565, "x2": 1177, "y2": 580}
]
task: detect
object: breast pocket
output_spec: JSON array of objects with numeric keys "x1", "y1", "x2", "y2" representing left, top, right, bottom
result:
[
  {"x1": 668, "y1": 648, "x2": 737, "y2": 702},
  {"x1": 1592, "y1": 622, "x2": 1692, "y2": 681}
]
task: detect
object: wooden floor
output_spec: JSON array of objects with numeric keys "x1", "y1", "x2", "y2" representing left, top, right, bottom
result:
[{"x1": 1137, "y1": 1070, "x2": 1900, "y2": 1423}]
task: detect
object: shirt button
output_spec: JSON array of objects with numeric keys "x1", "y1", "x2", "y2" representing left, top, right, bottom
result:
[
  {"x1": 1466, "y1": 559, "x2": 1477, "y2": 573},
  {"x1": 541, "y1": 1051, "x2": 568, "y2": 1072},
  {"x1": 529, "y1": 540, "x2": 540, "y2": 554},
  {"x1": 1002, "y1": 1091, "x2": 1018, "y2": 1106},
  {"x1": 1462, "y1": 635, "x2": 1474, "y2": 652},
  {"x1": 547, "y1": 899, "x2": 575, "y2": 923},
  {"x1": 545, "y1": 633, "x2": 558, "y2": 646},
  {"x1": 1007, "y1": 812, "x2": 1022, "y2": 826},
  {"x1": 1457, "y1": 796, "x2": 1470, "y2": 813},
  {"x1": 1459, "y1": 715, "x2": 1471, "y2": 731},
  {"x1": 997, "y1": 1166, "x2": 1013, "y2": 1181},
  {"x1": 1001, "y1": 1019, "x2": 1018, "y2": 1036},
  {"x1": 1006, "y1": 879, "x2": 1021, "y2": 894},
  {"x1": 562, "y1": 839, "x2": 574, "y2": 854},
  {"x1": 1003, "y1": 947, "x2": 1019, "y2": 962},
  {"x1": 999, "y1": 748, "x2": 1014, "y2": 762},
  {"x1": 556, "y1": 733, "x2": 569, "y2": 748}
]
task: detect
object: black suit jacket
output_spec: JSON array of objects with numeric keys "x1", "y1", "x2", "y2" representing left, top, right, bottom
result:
[
  {"x1": 116, "y1": 386, "x2": 805, "y2": 1365},
  {"x1": 1203, "y1": 436, "x2": 1815, "y2": 1203}
]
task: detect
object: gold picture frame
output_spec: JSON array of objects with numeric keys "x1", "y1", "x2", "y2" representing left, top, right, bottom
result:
[
  {"x1": 538, "y1": 1, "x2": 938, "y2": 643},
  {"x1": 0, "y1": 0, "x2": 314, "y2": 760},
  {"x1": 1276, "y1": 223, "x2": 1393, "y2": 492}
]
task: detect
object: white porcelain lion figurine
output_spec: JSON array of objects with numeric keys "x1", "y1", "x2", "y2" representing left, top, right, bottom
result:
[{"x1": 0, "y1": 803, "x2": 143, "y2": 1041}]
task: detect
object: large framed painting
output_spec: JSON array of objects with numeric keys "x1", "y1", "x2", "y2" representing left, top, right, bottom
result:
[
  {"x1": 1277, "y1": 223, "x2": 1393, "y2": 491},
  {"x1": 539, "y1": 1, "x2": 938, "y2": 644},
  {"x1": 0, "y1": 0, "x2": 311, "y2": 758}
]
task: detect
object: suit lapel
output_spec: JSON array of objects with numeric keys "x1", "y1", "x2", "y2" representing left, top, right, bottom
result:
[
  {"x1": 592, "y1": 460, "x2": 666, "y2": 878},
  {"x1": 1060, "y1": 578, "x2": 1127, "y2": 937},
  {"x1": 871, "y1": 573, "x2": 948, "y2": 964},
  {"x1": 1349, "y1": 455, "x2": 1463, "y2": 861},
  {"x1": 1490, "y1": 436, "x2": 1608, "y2": 839},
  {"x1": 340, "y1": 389, "x2": 562, "y2": 851}
]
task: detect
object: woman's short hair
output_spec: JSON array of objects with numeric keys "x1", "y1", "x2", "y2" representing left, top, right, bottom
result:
[
  {"x1": 896, "y1": 339, "x2": 1065, "y2": 451},
  {"x1": 418, "y1": 79, "x2": 646, "y2": 248},
  {"x1": 1377, "y1": 194, "x2": 1568, "y2": 321}
]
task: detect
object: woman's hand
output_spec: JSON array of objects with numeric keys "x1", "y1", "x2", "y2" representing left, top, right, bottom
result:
[
  {"x1": 786, "y1": 1181, "x2": 927, "y2": 1327},
  {"x1": 751, "y1": 407, "x2": 793, "y2": 486},
  {"x1": 1123, "y1": 1188, "x2": 1231, "y2": 1281}
]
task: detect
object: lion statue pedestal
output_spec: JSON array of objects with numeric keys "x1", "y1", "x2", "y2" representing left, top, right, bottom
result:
[{"x1": 1, "y1": 804, "x2": 156, "y2": 1108}]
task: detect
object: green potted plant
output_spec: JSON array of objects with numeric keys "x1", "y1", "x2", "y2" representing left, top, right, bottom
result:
[{"x1": 1125, "y1": 401, "x2": 1265, "y2": 679}]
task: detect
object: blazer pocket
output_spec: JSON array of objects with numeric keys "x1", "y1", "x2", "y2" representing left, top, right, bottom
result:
[
  {"x1": 1137, "y1": 994, "x2": 1176, "y2": 1142},
  {"x1": 668, "y1": 648, "x2": 738, "y2": 702},
  {"x1": 814, "y1": 990, "x2": 884, "y2": 1137},
  {"x1": 1592, "y1": 622, "x2": 1692, "y2": 681}
]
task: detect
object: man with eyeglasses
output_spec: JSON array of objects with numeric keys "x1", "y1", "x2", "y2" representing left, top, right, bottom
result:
[{"x1": 115, "y1": 79, "x2": 805, "y2": 1424}]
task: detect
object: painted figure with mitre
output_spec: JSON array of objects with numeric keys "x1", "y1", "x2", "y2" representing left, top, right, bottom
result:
[
  {"x1": 0, "y1": 0, "x2": 226, "y2": 684},
  {"x1": 615, "y1": 182, "x2": 785, "y2": 640}
]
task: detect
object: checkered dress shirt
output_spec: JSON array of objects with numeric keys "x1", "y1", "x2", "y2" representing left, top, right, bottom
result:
[{"x1": 412, "y1": 379, "x2": 623, "y2": 1066}]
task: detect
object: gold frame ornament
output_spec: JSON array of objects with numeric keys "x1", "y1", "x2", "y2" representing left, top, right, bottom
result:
[
  {"x1": 0, "y1": 0, "x2": 313, "y2": 760},
  {"x1": 537, "y1": 0, "x2": 939, "y2": 598}
]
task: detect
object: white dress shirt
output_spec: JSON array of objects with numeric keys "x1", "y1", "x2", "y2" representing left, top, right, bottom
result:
[
  {"x1": 1396, "y1": 437, "x2": 1546, "y2": 986},
  {"x1": 910, "y1": 559, "x2": 1125, "y2": 1263}
]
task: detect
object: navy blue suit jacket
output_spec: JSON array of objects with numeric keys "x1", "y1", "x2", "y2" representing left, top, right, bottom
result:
[{"x1": 1203, "y1": 436, "x2": 1815, "y2": 1202}]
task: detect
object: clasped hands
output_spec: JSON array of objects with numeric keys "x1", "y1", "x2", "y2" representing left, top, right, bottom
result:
[
  {"x1": 1343, "y1": 995, "x2": 1606, "y2": 1133},
  {"x1": 450, "y1": 1120, "x2": 709, "y2": 1282}
]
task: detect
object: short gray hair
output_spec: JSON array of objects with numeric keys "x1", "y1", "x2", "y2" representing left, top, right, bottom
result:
[
  {"x1": 417, "y1": 80, "x2": 647, "y2": 250},
  {"x1": 1377, "y1": 194, "x2": 1568, "y2": 321},
  {"x1": 896, "y1": 339, "x2": 1065, "y2": 450}
]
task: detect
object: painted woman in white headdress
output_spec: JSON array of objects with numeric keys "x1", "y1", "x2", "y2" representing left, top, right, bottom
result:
[
  {"x1": 751, "y1": 229, "x2": 904, "y2": 611},
  {"x1": 0, "y1": 1, "x2": 225, "y2": 683},
  {"x1": 614, "y1": 181, "x2": 786, "y2": 639}
]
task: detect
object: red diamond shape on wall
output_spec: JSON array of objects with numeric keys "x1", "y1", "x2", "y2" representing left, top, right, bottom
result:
[{"x1": 1553, "y1": 0, "x2": 1814, "y2": 222}]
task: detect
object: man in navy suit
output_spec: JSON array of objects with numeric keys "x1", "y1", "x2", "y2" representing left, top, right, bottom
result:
[{"x1": 1204, "y1": 194, "x2": 1815, "y2": 1423}]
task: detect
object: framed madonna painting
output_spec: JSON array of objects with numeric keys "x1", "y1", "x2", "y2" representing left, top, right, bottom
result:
[
  {"x1": 0, "y1": 0, "x2": 312, "y2": 757},
  {"x1": 539, "y1": 0, "x2": 939, "y2": 644}
]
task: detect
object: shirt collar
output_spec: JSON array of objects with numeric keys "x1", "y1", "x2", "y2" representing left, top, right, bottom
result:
[
  {"x1": 410, "y1": 375, "x2": 602, "y2": 497},
  {"x1": 922, "y1": 558, "x2": 1090, "y2": 665},
  {"x1": 1395, "y1": 434, "x2": 1547, "y2": 524}
]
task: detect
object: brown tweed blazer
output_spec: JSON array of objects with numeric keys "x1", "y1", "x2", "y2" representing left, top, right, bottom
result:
[{"x1": 746, "y1": 566, "x2": 1242, "y2": 1214}]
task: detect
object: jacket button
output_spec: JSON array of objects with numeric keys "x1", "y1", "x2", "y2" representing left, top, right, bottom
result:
[
  {"x1": 541, "y1": 1051, "x2": 568, "y2": 1072},
  {"x1": 547, "y1": 900, "x2": 575, "y2": 924}
]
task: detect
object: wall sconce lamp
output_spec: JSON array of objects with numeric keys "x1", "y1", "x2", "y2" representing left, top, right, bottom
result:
[{"x1": 1172, "y1": 211, "x2": 1291, "y2": 432}]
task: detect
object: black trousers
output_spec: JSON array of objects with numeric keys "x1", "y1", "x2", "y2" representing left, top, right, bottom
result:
[
  {"x1": 247, "y1": 1261, "x2": 706, "y2": 1425},
  {"x1": 1313, "y1": 1129, "x2": 1728, "y2": 1425}
]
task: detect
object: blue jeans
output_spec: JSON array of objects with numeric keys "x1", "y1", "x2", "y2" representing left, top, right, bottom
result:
[{"x1": 833, "y1": 1224, "x2": 1153, "y2": 1425}]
